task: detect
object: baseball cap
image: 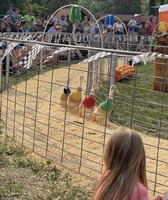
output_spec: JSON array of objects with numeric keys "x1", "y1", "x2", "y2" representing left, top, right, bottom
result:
[
  {"x1": 150, "y1": 15, "x2": 154, "y2": 18},
  {"x1": 134, "y1": 14, "x2": 139, "y2": 17},
  {"x1": 3, "y1": 15, "x2": 10, "y2": 20}
]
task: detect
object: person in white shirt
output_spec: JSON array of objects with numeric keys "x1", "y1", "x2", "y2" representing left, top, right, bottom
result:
[{"x1": 112, "y1": 18, "x2": 124, "y2": 42}]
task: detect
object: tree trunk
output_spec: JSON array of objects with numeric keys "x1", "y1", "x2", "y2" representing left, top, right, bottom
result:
[{"x1": 149, "y1": 0, "x2": 156, "y2": 15}]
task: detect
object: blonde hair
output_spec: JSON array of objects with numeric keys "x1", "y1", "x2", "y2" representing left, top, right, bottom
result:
[{"x1": 93, "y1": 127, "x2": 147, "y2": 200}]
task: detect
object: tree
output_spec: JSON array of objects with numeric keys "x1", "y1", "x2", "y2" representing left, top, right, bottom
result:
[
  {"x1": 149, "y1": 0, "x2": 156, "y2": 15},
  {"x1": 113, "y1": 0, "x2": 142, "y2": 14}
]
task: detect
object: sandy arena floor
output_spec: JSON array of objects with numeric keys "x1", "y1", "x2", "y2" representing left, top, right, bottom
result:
[{"x1": 1, "y1": 60, "x2": 168, "y2": 195}]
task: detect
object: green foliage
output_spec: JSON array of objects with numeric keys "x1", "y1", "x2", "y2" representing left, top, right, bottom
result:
[
  {"x1": 0, "y1": 0, "x2": 160, "y2": 18},
  {"x1": 79, "y1": 0, "x2": 109, "y2": 16},
  {"x1": 113, "y1": 0, "x2": 142, "y2": 14}
]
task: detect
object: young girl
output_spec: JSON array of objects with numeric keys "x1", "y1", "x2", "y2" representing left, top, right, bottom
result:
[{"x1": 92, "y1": 127, "x2": 163, "y2": 200}]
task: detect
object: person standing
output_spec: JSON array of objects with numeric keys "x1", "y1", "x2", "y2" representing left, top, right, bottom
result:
[
  {"x1": 134, "y1": 14, "x2": 142, "y2": 38},
  {"x1": 112, "y1": 18, "x2": 124, "y2": 42},
  {"x1": 58, "y1": 15, "x2": 68, "y2": 32},
  {"x1": 0, "y1": 19, "x2": 6, "y2": 33},
  {"x1": 32, "y1": 13, "x2": 42, "y2": 32},
  {"x1": 6, "y1": 6, "x2": 18, "y2": 24},
  {"x1": 75, "y1": 20, "x2": 84, "y2": 33},
  {"x1": 4, "y1": 15, "x2": 14, "y2": 32},
  {"x1": 66, "y1": 15, "x2": 73, "y2": 33},
  {"x1": 145, "y1": 15, "x2": 156, "y2": 36},
  {"x1": 83, "y1": 16, "x2": 91, "y2": 34},
  {"x1": 24, "y1": 10, "x2": 36, "y2": 31},
  {"x1": 20, "y1": 21, "x2": 30, "y2": 32},
  {"x1": 128, "y1": 14, "x2": 142, "y2": 43},
  {"x1": 43, "y1": 15, "x2": 52, "y2": 32},
  {"x1": 48, "y1": 22, "x2": 62, "y2": 33}
]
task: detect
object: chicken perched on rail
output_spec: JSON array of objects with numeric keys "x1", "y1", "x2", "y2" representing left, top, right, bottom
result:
[
  {"x1": 67, "y1": 76, "x2": 84, "y2": 113},
  {"x1": 78, "y1": 84, "x2": 96, "y2": 118},
  {"x1": 90, "y1": 85, "x2": 116, "y2": 127}
]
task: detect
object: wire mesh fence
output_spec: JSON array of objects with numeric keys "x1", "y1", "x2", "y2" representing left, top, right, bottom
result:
[{"x1": 0, "y1": 34, "x2": 167, "y2": 196}]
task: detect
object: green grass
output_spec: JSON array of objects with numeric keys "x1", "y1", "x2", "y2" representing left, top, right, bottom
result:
[
  {"x1": 95, "y1": 62, "x2": 168, "y2": 139},
  {"x1": 0, "y1": 136, "x2": 94, "y2": 199}
]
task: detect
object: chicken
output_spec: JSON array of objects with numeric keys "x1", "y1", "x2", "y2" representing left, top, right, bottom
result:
[
  {"x1": 78, "y1": 84, "x2": 96, "y2": 118},
  {"x1": 90, "y1": 85, "x2": 116, "y2": 127},
  {"x1": 67, "y1": 76, "x2": 84, "y2": 113},
  {"x1": 60, "y1": 83, "x2": 71, "y2": 107}
]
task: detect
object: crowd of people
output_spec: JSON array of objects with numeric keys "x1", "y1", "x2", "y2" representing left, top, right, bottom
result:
[
  {"x1": 0, "y1": 6, "x2": 158, "y2": 76},
  {"x1": 0, "y1": 6, "x2": 158, "y2": 52},
  {"x1": 0, "y1": 6, "x2": 156, "y2": 37}
]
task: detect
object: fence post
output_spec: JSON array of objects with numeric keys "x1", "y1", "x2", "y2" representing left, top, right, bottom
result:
[
  {"x1": 5, "y1": 42, "x2": 10, "y2": 90},
  {"x1": 99, "y1": 57, "x2": 103, "y2": 85},
  {"x1": 126, "y1": 33, "x2": 129, "y2": 51},
  {"x1": 0, "y1": 56, "x2": 2, "y2": 93},
  {"x1": 86, "y1": 50, "x2": 93, "y2": 95},
  {"x1": 129, "y1": 66, "x2": 138, "y2": 129},
  {"x1": 39, "y1": 48, "x2": 43, "y2": 73},
  {"x1": 109, "y1": 53, "x2": 117, "y2": 86},
  {"x1": 0, "y1": 56, "x2": 2, "y2": 135}
]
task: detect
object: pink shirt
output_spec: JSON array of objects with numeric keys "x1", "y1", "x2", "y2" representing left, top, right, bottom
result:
[
  {"x1": 130, "y1": 182, "x2": 148, "y2": 200},
  {"x1": 145, "y1": 20, "x2": 156, "y2": 36},
  {"x1": 94, "y1": 171, "x2": 148, "y2": 200}
]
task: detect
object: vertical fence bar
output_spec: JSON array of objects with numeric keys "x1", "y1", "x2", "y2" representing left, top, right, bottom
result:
[
  {"x1": 129, "y1": 65, "x2": 138, "y2": 129},
  {"x1": 4, "y1": 53, "x2": 10, "y2": 146},
  {"x1": 153, "y1": 84, "x2": 166, "y2": 195},
  {"x1": 99, "y1": 57, "x2": 103, "y2": 85},
  {"x1": 0, "y1": 57, "x2": 2, "y2": 93},
  {"x1": 5, "y1": 42, "x2": 10, "y2": 90},
  {"x1": 61, "y1": 49, "x2": 71, "y2": 164},
  {"x1": 86, "y1": 50, "x2": 93, "y2": 95},
  {"x1": 32, "y1": 67, "x2": 40, "y2": 151},
  {"x1": 39, "y1": 49, "x2": 43, "y2": 73},
  {"x1": 126, "y1": 33, "x2": 129, "y2": 51},
  {"x1": 95, "y1": 59, "x2": 98, "y2": 86},
  {"x1": 109, "y1": 53, "x2": 117, "y2": 87},
  {"x1": 21, "y1": 70, "x2": 28, "y2": 146},
  {"x1": 79, "y1": 98, "x2": 87, "y2": 173},
  {"x1": 45, "y1": 61, "x2": 55, "y2": 158},
  {"x1": 12, "y1": 83, "x2": 18, "y2": 141},
  {"x1": 0, "y1": 57, "x2": 2, "y2": 133}
]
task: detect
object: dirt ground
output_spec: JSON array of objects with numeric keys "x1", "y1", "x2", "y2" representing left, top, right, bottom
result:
[{"x1": 1, "y1": 60, "x2": 168, "y2": 196}]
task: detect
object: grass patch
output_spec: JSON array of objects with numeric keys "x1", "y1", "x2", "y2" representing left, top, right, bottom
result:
[
  {"x1": 0, "y1": 136, "x2": 94, "y2": 199},
  {"x1": 95, "y1": 62, "x2": 168, "y2": 139}
]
